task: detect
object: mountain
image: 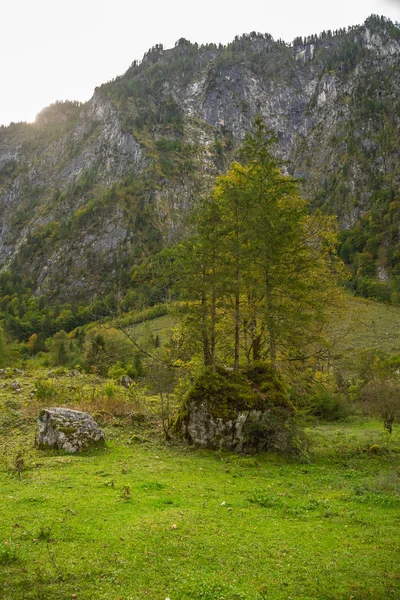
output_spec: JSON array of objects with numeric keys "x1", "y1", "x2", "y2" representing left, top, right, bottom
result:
[{"x1": 0, "y1": 14, "x2": 399, "y2": 303}]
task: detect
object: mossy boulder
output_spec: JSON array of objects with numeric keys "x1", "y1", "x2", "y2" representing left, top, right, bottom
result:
[{"x1": 177, "y1": 365, "x2": 297, "y2": 453}]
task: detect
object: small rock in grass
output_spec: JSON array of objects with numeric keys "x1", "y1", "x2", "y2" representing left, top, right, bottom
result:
[{"x1": 67, "y1": 370, "x2": 79, "y2": 378}]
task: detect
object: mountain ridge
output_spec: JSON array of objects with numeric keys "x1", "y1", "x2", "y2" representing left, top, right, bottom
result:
[{"x1": 0, "y1": 14, "x2": 399, "y2": 303}]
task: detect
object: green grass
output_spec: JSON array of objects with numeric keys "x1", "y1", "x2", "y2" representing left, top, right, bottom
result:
[
  {"x1": 129, "y1": 313, "x2": 177, "y2": 346},
  {"x1": 330, "y1": 295, "x2": 400, "y2": 378},
  {"x1": 1, "y1": 417, "x2": 399, "y2": 600}
]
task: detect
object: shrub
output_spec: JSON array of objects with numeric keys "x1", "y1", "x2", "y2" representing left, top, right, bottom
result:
[
  {"x1": 186, "y1": 367, "x2": 261, "y2": 420},
  {"x1": 361, "y1": 377, "x2": 400, "y2": 433},
  {"x1": 102, "y1": 381, "x2": 118, "y2": 399},
  {"x1": 35, "y1": 378, "x2": 58, "y2": 401},
  {"x1": 243, "y1": 362, "x2": 293, "y2": 410},
  {"x1": 83, "y1": 328, "x2": 143, "y2": 378},
  {"x1": 305, "y1": 386, "x2": 349, "y2": 421}
]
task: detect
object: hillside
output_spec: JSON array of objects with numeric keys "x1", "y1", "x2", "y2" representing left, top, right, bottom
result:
[{"x1": 0, "y1": 14, "x2": 399, "y2": 303}]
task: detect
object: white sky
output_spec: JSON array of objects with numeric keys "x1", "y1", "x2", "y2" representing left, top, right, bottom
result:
[{"x1": 0, "y1": 0, "x2": 399, "y2": 126}]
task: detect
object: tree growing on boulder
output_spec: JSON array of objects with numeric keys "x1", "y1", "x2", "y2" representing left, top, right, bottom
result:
[{"x1": 177, "y1": 116, "x2": 344, "y2": 374}]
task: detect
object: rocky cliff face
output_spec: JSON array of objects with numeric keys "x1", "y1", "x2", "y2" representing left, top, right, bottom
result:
[{"x1": 0, "y1": 15, "x2": 399, "y2": 301}]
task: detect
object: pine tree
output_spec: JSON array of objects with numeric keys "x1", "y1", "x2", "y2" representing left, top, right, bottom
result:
[{"x1": 179, "y1": 117, "x2": 344, "y2": 374}]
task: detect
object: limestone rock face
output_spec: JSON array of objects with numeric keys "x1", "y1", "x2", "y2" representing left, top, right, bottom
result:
[
  {"x1": 183, "y1": 401, "x2": 280, "y2": 454},
  {"x1": 0, "y1": 17, "x2": 398, "y2": 302},
  {"x1": 37, "y1": 408, "x2": 106, "y2": 453}
]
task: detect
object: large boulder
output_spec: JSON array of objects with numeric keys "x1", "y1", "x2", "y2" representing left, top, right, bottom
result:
[
  {"x1": 177, "y1": 365, "x2": 296, "y2": 454},
  {"x1": 37, "y1": 408, "x2": 106, "y2": 453},
  {"x1": 182, "y1": 401, "x2": 293, "y2": 453}
]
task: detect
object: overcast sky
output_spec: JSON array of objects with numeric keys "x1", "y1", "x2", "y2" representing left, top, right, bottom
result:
[{"x1": 0, "y1": 0, "x2": 399, "y2": 126}]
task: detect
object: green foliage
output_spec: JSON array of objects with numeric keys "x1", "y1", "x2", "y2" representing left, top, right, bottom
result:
[
  {"x1": 49, "y1": 330, "x2": 71, "y2": 366},
  {"x1": 0, "y1": 544, "x2": 20, "y2": 565},
  {"x1": 177, "y1": 117, "x2": 344, "y2": 375},
  {"x1": 102, "y1": 381, "x2": 119, "y2": 399},
  {"x1": 303, "y1": 386, "x2": 349, "y2": 421},
  {"x1": 83, "y1": 328, "x2": 140, "y2": 378},
  {"x1": 34, "y1": 378, "x2": 58, "y2": 401},
  {"x1": 361, "y1": 377, "x2": 400, "y2": 434},
  {"x1": 186, "y1": 367, "x2": 263, "y2": 419},
  {"x1": 338, "y1": 193, "x2": 400, "y2": 303},
  {"x1": 0, "y1": 324, "x2": 7, "y2": 367},
  {"x1": 242, "y1": 362, "x2": 292, "y2": 409}
]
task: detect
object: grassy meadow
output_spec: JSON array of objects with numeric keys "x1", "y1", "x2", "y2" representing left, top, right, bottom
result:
[
  {"x1": 0, "y1": 296, "x2": 400, "y2": 599},
  {"x1": 1, "y1": 416, "x2": 399, "y2": 600}
]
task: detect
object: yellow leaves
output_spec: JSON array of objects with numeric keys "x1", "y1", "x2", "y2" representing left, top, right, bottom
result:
[
  {"x1": 27, "y1": 333, "x2": 38, "y2": 350},
  {"x1": 214, "y1": 162, "x2": 250, "y2": 197},
  {"x1": 172, "y1": 358, "x2": 191, "y2": 370}
]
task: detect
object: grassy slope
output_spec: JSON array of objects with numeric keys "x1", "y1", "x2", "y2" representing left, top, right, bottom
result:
[{"x1": 329, "y1": 296, "x2": 400, "y2": 378}]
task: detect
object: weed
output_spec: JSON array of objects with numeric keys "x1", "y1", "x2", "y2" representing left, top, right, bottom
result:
[
  {"x1": 0, "y1": 544, "x2": 20, "y2": 565},
  {"x1": 372, "y1": 470, "x2": 400, "y2": 493},
  {"x1": 120, "y1": 485, "x2": 132, "y2": 500},
  {"x1": 248, "y1": 490, "x2": 284, "y2": 509},
  {"x1": 6, "y1": 449, "x2": 26, "y2": 478},
  {"x1": 13, "y1": 451, "x2": 25, "y2": 478},
  {"x1": 140, "y1": 481, "x2": 165, "y2": 491},
  {"x1": 37, "y1": 526, "x2": 53, "y2": 542},
  {"x1": 103, "y1": 381, "x2": 118, "y2": 399}
]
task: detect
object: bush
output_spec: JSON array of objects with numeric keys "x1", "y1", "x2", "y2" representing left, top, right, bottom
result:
[
  {"x1": 186, "y1": 367, "x2": 261, "y2": 420},
  {"x1": 35, "y1": 378, "x2": 58, "y2": 401},
  {"x1": 84, "y1": 329, "x2": 135, "y2": 377},
  {"x1": 243, "y1": 362, "x2": 293, "y2": 410},
  {"x1": 0, "y1": 325, "x2": 7, "y2": 367},
  {"x1": 303, "y1": 386, "x2": 348, "y2": 421},
  {"x1": 102, "y1": 381, "x2": 118, "y2": 399},
  {"x1": 361, "y1": 377, "x2": 400, "y2": 433}
]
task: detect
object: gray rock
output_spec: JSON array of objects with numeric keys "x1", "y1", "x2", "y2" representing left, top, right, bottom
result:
[
  {"x1": 37, "y1": 407, "x2": 106, "y2": 453},
  {"x1": 11, "y1": 380, "x2": 21, "y2": 391},
  {"x1": 67, "y1": 370, "x2": 80, "y2": 377},
  {"x1": 183, "y1": 400, "x2": 282, "y2": 453},
  {"x1": 120, "y1": 375, "x2": 133, "y2": 388}
]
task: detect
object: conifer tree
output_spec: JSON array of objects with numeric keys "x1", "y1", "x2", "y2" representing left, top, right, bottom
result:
[{"x1": 179, "y1": 117, "x2": 344, "y2": 373}]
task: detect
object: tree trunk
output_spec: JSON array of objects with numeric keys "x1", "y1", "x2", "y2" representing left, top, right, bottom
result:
[
  {"x1": 252, "y1": 330, "x2": 262, "y2": 362},
  {"x1": 265, "y1": 267, "x2": 276, "y2": 364},
  {"x1": 201, "y1": 293, "x2": 211, "y2": 366},
  {"x1": 234, "y1": 284, "x2": 240, "y2": 371},
  {"x1": 210, "y1": 251, "x2": 216, "y2": 371},
  {"x1": 234, "y1": 225, "x2": 240, "y2": 372},
  {"x1": 201, "y1": 264, "x2": 211, "y2": 367}
]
